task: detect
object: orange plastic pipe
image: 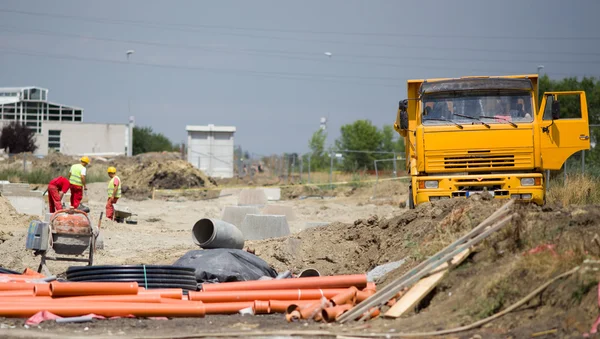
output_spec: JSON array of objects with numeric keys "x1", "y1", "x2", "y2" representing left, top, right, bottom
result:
[
  {"x1": 138, "y1": 289, "x2": 183, "y2": 299},
  {"x1": 0, "y1": 283, "x2": 36, "y2": 291},
  {"x1": 0, "y1": 290, "x2": 34, "y2": 297},
  {"x1": 268, "y1": 300, "x2": 319, "y2": 313},
  {"x1": 356, "y1": 288, "x2": 376, "y2": 303},
  {"x1": 203, "y1": 302, "x2": 254, "y2": 314},
  {"x1": 322, "y1": 304, "x2": 352, "y2": 322},
  {"x1": 298, "y1": 299, "x2": 331, "y2": 319},
  {"x1": 253, "y1": 300, "x2": 270, "y2": 314},
  {"x1": 49, "y1": 282, "x2": 138, "y2": 297},
  {"x1": 201, "y1": 274, "x2": 367, "y2": 292},
  {"x1": 0, "y1": 301, "x2": 205, "y2": 318},
  {"x1": 14, "y1": 294, "x2": 163, "y2": 303},
  {"x1": 360, "y1": 307, "x2": 380, "y2": 320},
  {"x1": 33, "y1": 284, "x2": 51, "y2": 296},
  {"x1": 188, "y1": 288, "x2": 347, "y2": 303},
  {"x1": 330, "y1": 286, "x2": 358, "y2": 306}
]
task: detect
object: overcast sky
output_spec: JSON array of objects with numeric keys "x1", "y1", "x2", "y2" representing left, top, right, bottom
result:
[{"x1": 0, "y1": 0, "x2": 598, "y2": 156}]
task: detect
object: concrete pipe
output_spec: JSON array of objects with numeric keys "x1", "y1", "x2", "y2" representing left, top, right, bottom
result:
[{"x1": 192, "y1": 218, "x2": 245, "y2": 250}]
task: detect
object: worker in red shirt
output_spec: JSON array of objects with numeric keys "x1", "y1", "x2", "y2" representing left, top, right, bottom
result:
[{"x1": 47, "y1": 176, "x2": 70, "y2": 213}]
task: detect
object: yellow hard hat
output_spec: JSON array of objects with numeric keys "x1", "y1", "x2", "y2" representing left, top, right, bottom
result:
[
  {"x1": 80, "y1": 156, "x2": 90, "y2": 164},
  {"x1": 107, "y1": 166, "x2": 117, "y2": 174}
]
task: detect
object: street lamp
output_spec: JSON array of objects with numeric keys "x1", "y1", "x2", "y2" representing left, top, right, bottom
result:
[{"x1": 126, "y1": 50, "x2": 135, "y2": 157}]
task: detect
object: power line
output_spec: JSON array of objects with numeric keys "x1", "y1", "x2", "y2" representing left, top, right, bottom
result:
[
  {"x1": 0, "y1": 48, "x2": 405, "y2": 87},
  {"x1": 1, "y1": 8, "x2": 600, "y2": 41},
  {"x1": 1, "y1": 47, "x2": 597, "y2": 81},
  {"x1": 2, "y1": 25, "x2": 600, "y2": 65}
]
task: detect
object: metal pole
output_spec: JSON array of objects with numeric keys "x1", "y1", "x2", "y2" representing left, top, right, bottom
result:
[
  {"x1": 373, "y1": 160, "x2": 379, "y2": 199},
  {"x1": 393, "y1": 152, "x2": 397, "y2": 178},
  {"x1": 299, "y1": 157, "x2": 303, "y2": 183},
  {"x1": 329, "y1": 152, "x2": 333, "y2": 190},
  {"x1": 582, "y1": 150, "x2": 585, "y2": 175},
  {"x1": 308, "y1": 156, "x2": 311, "y2": 184},
  {"x1": 291, "y1": 155, "x2": 295, "y2": 184}
]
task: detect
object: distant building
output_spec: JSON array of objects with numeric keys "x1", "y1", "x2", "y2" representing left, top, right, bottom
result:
[
  {"x1": 186, "y1": 124, "x2": 236, "y2": 178},
  {"x1": 0, "y1": 86, "x2": 132, "y2": 156}
]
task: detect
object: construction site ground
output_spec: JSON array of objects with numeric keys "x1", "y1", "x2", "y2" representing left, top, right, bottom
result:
[{"x1": 0, "y1": 177, "x2": 599, "y2": 338}]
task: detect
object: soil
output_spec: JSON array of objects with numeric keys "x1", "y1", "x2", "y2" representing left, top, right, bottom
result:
[{"x1": 0, "y1": 178, "x2": 599, "y2": 338}]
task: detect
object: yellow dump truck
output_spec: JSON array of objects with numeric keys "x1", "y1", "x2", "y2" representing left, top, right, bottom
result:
[{"x1": 394, "y1": 75, "x2": 591, "y2": 208}]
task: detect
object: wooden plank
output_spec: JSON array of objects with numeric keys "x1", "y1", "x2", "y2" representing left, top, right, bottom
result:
[{"x1": 384, "y1": 248, "x2": 472, "y2": 318}]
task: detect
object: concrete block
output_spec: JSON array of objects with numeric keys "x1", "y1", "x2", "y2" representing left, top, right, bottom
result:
[
  {"x1": 262, "y1": 188, "x2": 281, "y2": 201},
  {"x1": 262, "y1": 205, "x2": 296, "y2": 221},
  {"x1": 238, "y1": 189, "x2": 268, "y2": 206},
  {"x1": 221, "y1": 206, "x2": 261, "y2": 228},
  {"x1": 240, "y1": 214, "x2": 291, "y2": 240},
  {"x1": 6, "y1": 196, "x2": 44, "y2": 216}
]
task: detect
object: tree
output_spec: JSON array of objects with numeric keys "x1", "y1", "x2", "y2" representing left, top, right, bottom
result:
[
  {"x1": 307, "y1": 128, "x2": 328, "y2": 170},
  {"x1": 335, "y1": 120, "x2": 383, "y2": 171},
  {"x1": 132, "y1": 126, "x2": 175, "y2": 155},
  {"x1": 381, "y1": 125, "x2": 405, "y2": 154},
  {"x1": 0, "y1": 122, "x2": 37, "y2": 154}
]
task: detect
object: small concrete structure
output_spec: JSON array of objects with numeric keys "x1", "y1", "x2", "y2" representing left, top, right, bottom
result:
[
  {"x1": 0, "y1": 183, "x2": 30, "y2": 195},
  {"x1": 262, "y1": 205, "x2": 296, "y2": 221},
  {"x1": 221, "y1": 206, "x2": 261, "y2": 228},
  {"x1": 262, "y1": 188, "x2": 281, "y2": 201},
  {"x1": 240, "y1": 214, "x2": 291, "y2": 240},
  {"x1": 238, "y1": 188, "x2": 268, "y2": 206},
  {"x1": 186, "y1": 125, "x2": 236, "y2": 178}
]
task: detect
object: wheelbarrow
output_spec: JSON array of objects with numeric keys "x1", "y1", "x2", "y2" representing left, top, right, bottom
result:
[{"x1": 32, "y1": 208, "x2": 99, "y2": 275}]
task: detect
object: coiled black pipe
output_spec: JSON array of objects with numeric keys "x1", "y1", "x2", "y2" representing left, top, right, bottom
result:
[{"x1": 66, "y1": 265, "x2": 198, "y2": 291}]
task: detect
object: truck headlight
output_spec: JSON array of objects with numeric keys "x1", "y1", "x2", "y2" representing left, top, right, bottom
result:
[
  {"x1": 520, "y1": 178, "x2": 535, "y2": 186},
  {"x1": 424, "y1": 180, "x2": 439, "y2": 189}
]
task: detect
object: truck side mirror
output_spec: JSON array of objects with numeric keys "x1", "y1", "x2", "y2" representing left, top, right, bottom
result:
[
  {"x1": 399, "y1": 99, "x2": 409, "y2": 130},
  {"x1": 551, "y1": 100, "x2": 560, "y2": 120}
]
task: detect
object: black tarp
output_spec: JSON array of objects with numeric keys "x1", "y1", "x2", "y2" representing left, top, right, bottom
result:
[{"x1": 173, "y1": 249, "x2": 278, "y2": 284}]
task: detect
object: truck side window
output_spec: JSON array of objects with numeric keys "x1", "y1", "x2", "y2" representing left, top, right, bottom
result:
[{"x1": 543, "y1": 94, "x2": 582, "y2": 120}]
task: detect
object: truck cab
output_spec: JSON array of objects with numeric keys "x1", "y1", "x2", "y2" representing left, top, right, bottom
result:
[{"x1": 394, "y1": 75, "x2": 590, "y2": 208}]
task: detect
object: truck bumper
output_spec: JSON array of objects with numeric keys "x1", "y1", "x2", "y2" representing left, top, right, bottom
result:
[{"x1": 413, "y1": 173, "x2": 544, "y2": 206}]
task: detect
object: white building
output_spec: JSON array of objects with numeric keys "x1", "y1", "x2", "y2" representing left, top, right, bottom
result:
[
  {"x1": 186, "y1": 124, "x2": 236, "y2": 178},
  {"x1": 0, "y1": 86, "x2": 131, "y2": 156}
]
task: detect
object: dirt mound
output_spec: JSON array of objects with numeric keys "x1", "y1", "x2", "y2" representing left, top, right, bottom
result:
[
  {"x1": 0, "y1": 196, "x2": 40, "y2": 271},
  {"x1": 250, "y1": 196, "x2": 504, "y2": 276},
  {"x1": 107, "y1": 153, "x2": 217, "y2": 199}
]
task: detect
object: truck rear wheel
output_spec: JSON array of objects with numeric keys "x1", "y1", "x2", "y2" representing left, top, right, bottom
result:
[{"x1": 408, "y1": 185, "x2": 415, "y2": 209}]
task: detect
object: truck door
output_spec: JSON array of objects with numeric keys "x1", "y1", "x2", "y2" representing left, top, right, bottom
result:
[{"x1": 538, "y1": 91, "x2": 591, "y2": 170}]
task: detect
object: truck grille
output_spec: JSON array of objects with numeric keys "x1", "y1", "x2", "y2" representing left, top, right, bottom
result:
[
  {"x1": 444, "y1": 154, "x2": 514, "y2": 169},
  {"x1": 425, "y1": 149, "x2": 533, "y2": 172}
]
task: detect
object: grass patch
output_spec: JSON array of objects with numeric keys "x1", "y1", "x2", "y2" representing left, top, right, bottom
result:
[
  {"x1": 547, "y1": 174, "x2": 600, "y2": 205},
  {"x1": 572, "y1": 280, "x2": 598, "y2": 305}
]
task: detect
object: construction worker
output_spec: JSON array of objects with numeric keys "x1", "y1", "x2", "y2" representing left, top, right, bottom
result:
[
  {"x1": 47, "y1": 176, "x2": 70, "y2": 213},
  {"x1": 68, "y1": 156, "x2": 89, "y2": 208},
  {"x1": 106, "y1": 166, "x2": 121, "y2": 220}
]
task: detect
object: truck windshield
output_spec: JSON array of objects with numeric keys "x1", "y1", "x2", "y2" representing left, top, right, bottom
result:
[{"x1": 421, "y1": 91, "x2": 533, "y2": 125}]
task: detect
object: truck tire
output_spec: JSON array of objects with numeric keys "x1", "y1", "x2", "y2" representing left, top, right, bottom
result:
[{"x1": 408, "y1": 185, "x2": 415, "y2": 209}]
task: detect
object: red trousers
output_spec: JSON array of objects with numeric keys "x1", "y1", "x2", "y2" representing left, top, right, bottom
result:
[
  {"x1": 47, "y1": 185, "x2": 62, "y2": 213},
  {"x1": 106, "y1": 197, "x2": 119, "y2": 220},
  {"x1": 70, "y1": 184, "x2": 83, "y2": 208}
]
